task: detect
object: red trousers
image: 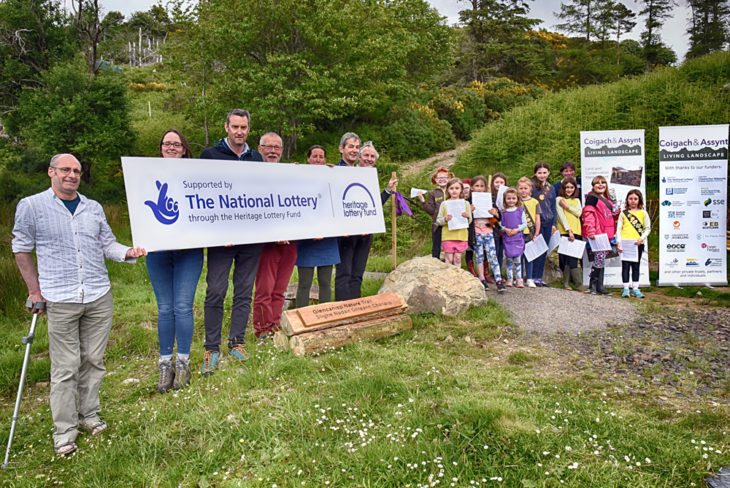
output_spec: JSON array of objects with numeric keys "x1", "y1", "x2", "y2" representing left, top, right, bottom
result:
[{"x1": 253, "y1": 242, "x2": 297, "y2": 336}]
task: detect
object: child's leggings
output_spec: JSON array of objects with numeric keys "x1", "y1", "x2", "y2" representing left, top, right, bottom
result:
[
  {"x1": 621, "y1": 245, "x2": 644, "y2": 282},
  {"x1": 474, "y1": 232, "x2": 501, "y2": 281},
  {"x1": 505, "y1": 256, "x2": 523, "y2": 281}
]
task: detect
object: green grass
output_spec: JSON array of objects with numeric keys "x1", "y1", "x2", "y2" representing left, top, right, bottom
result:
[{"x1": 1, "y1": 206, "x2": 728, "y2": 486}]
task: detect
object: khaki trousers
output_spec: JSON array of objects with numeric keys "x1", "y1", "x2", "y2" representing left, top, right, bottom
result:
[{"x1": 47, "y1": 291, "x2": 113, "y2": 447}]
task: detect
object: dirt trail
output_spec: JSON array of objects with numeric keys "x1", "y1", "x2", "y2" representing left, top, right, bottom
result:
[{"x1": 400, "y1": 142, "x2": 468, "y2": 178}]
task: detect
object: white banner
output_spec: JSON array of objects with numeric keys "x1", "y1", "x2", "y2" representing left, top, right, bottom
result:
[
  {"x1": 657, "y1": 125, "x2": 728, "y2": 286},
  {"x1": 580, "y1": 129, "x2": 649, "y2": 287},
  {"x1": 122, "y1": 157, "x2": 386, "y2": 252}
]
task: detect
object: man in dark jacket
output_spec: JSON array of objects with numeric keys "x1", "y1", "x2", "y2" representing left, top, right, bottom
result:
[{"x1": 200, "y1": 109, "x2": 264, "y2": 375}]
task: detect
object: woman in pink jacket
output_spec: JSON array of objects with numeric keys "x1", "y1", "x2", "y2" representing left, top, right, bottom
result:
[{"x1": 581, "y1": 176, "x2": 619, "y2": 295}]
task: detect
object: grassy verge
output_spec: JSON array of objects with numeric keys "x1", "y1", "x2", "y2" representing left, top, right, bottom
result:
[{"x1": 1, "y1": 206, "x2": 728, "y2": 486}]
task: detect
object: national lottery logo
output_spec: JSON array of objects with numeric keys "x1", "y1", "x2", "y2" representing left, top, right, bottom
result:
[
  {"x1": 341, "y1": 183, "x2": 377, "y2": 218},
  {"x1": 145, "y1": 180, "x2": 180, "y2": 225}
]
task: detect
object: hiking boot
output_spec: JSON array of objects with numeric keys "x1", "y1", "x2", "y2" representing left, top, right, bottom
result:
[
  {"x1": 229, "y1": 343, "x2": 249, "y2": 361},
  {"x1": 496, "y1": 280, "x2": 506, "y2": 293},
  {"x1": 173, "y1": 358, "x2": 191, "y2": 390},
  {"x1": 621, "y1": 288, "x2": 630, "y2": 298},
  {"x1": 200, "y1": 350, "x2": 220, "y2": 376},
  {"x1": 631, "y1": 289, "x2": 645, "y2": 299},
  {"x1": 256, "y1": 333, "x2": 273, "y2": 346},
  {"x1": 156, "y1": 360, "x2": 175, "y2": 393}
]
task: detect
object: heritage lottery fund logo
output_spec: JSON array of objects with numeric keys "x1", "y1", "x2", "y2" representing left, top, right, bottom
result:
[{"x1": 342, "y1": 183, "x2": 377, "y2": 219}]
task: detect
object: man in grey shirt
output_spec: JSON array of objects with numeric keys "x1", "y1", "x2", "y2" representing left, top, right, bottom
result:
[{"x1": 12, "y1": 153, "x2": 146, "y2": 456}]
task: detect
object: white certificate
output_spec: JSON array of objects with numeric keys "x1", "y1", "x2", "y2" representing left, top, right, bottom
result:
[
  {"x1": 410, "y1": 187, "x2": 428, "y2": 198},
  {"x1": 588, "y1": 233, "x2": 612, "y2": 252},
  {"x1": 558, "y1": 237, "x2": 586, "y2": 259},
  {"x1": 472, "y1": 192, "x2": 493, "y2": 218},
  {"x1": 548, "y1": 230, "x2": 561, "y2": 254},
  {"x1": 445, "y1": 199, "x2": 469, "y2": 231},
  {"x1": 524, "y1": 234, "x2": 548, "y2": 262},
  {"x1": 495, "y1": 185, "x2": 507, "y2": 211},
  {"x1": 620, "y1": 240, "x2": 639, "y2": 262}
]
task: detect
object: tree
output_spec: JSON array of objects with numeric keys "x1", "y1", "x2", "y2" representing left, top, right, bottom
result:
[
  {"x1": 637, "y1": 0, "x2": 677, "y2": 65},
  {"x1": 72, "y1": 0, "x2": 104, "y2": 74},
  {"x1": 594, "y1": 0, "x2": 617, "y2": 43},
  {"x1": 166, "y1": 0, "x2": 452, "y2": 154},
  {"x1": 0, "y1": 0, "x2": 76, "y2": 122},
  {"x1": 686, "y1": 0, "x2": 730, "y2": 57},
  {"x1": 13, "y1": 58, "x2": 134, "y2": 192},
  {"x1": 555, "y1": 0, "x2": 596, "y2": 41},
  {"x1": 455, "y1": 0, "x2": 542, "y2": 82},
  {"x1": 612, "y1": 2, "x2": 637, "y2": 42}
]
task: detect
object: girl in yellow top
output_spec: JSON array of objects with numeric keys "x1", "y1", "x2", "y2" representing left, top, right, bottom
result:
[
  {"x1": 436, "y1": 178, "x2": 473, "y2": 267},
  {"x1": 517, "y1": 177, "x2": 541, "y2": 287},
  {"x1": 616, "y1": 189, "x2": 651, "y2": 298},
  {"x1": 555, "y1": 177, "x2": 583, "y2": 290}
]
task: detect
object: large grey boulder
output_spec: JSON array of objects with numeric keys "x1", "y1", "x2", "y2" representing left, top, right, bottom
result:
[{"x1": 378, "y1": 256, "x2": 487, "y2": 316}]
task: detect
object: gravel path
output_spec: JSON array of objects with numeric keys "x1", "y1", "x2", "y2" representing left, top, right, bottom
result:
[{"x1": 490, "y1": 287, "x2": 638, "y2": 334}]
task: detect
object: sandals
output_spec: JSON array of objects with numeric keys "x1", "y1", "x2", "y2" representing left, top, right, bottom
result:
[
  {"x1": 54, "y1": 441, "x2": 77, "y2": 457},
  {"x1": 80, "y1": 419, "x2": 108, "y2": 437}
]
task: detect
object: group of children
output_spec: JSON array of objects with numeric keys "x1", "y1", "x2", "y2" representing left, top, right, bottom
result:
[{"x1": 419, "y1": 162, "x2": 651, "y2": 297}]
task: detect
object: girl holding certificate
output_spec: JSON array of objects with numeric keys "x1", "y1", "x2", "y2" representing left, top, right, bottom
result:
[
  {"x1": 556, "y1": 177, "x2": 584, "y2": 291},
  {"x1": 581, "y1": 176, "x2": 619, "y2": 295},
  {"x1": 436, "y1": 179, "x2": 473, "y2": 267},
  {"x1": 616, "y1": 190, "x2": 651, "y2": 298}
]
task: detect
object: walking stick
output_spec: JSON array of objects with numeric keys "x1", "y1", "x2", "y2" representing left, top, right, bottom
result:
[
  {"x1": 391, "y1": 171, "x2": 397, "y2": 271},
  {"x1": 2, "y1": 299, "x2": 45, "y2": 469}
]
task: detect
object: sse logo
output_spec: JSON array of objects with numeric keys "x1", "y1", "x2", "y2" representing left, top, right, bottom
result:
[{"x1": 704, "y1": 198, "x2": 725, "y2": 206}]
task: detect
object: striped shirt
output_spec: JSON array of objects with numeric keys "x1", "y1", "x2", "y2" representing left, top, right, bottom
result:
[{"x1": 12, "y1": 188, "x2": 131, "y2": 303}]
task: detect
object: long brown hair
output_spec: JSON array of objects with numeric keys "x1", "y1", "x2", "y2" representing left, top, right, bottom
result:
[
  {"x1": 559, "y1": 177, "x2": 578, "y2": 199},
  {"x1": 590, "y1": 175, "x2": 610, "y2": 199},
  {"x1": 159, "y1": 129, "x2": 193, "y2": 158}
]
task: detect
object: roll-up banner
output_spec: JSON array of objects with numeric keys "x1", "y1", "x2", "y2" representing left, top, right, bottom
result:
[
  {"x1": 657, "y1": 125, "x2": 728, "y2": 287},
  {"x1": 580, "y1": 129, "x2": 649, "y2": 287},
  {"x1": 122, "y1": 157, "x2": 386, "y2": 252}
]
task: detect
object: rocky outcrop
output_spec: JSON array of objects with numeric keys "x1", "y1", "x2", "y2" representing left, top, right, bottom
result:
[{"x1": 378, "y1": 256, "x2": 487, "y2": 316}]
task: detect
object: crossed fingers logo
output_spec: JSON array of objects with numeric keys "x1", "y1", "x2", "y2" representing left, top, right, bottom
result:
[{"x1": 145, "y1": 180, "x2": 179, "y2": 225}]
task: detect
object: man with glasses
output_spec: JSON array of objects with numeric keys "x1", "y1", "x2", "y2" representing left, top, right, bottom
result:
[
  {"x1": 12, "y1": 153, "x2": 146, "y2": 456},
  {"x1": 252, "y1": 132, "x2": 297, "y2": 342},
  {"x1": 199, "y1": 109, "x2": 264, "y2": 375}
]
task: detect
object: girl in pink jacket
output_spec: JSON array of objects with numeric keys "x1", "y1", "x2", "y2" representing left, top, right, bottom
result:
[{"x1": 581, "y1": 175, "x2": 619, "y2": 294}]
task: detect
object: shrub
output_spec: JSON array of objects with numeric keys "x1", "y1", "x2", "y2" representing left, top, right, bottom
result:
[
  {"x1": 428, "y1": 86, "x2": 486, "y2": 140},
  {"x1": 378, "y1": 104, "x2": 456, "y2": 161}
]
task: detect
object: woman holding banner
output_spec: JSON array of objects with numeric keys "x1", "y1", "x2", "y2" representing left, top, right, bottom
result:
[
  {"x1": 146, "y1": 129, "x2": 204, "y2": 392},
  {"x1": 296, "y1": 145, "x2": 340, "y2": 306}
]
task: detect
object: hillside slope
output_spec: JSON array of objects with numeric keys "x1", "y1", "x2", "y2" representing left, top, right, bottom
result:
[{"x1": 453, "y1": 51, "x2": 730, "y2": 191}]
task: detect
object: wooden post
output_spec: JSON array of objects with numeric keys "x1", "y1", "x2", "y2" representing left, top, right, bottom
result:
[{"x1": 391, "y1": 171, "x2": 397, "y2": 270}]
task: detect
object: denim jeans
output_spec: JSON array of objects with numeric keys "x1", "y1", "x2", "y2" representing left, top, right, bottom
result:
[{"x1": 146, "y1": 248, "x2": 204, "y2": 356}]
